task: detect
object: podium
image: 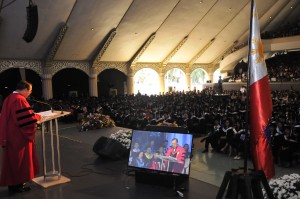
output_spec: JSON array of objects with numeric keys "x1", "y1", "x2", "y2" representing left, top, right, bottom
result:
[
  {"x1": 157, "y1": 155, "x2": 179, "y2": 171},
  {"x1": 32, "y1": 110, "x2": 71, "y2": 188}
]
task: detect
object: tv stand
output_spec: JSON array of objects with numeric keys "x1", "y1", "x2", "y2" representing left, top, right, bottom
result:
[
  {"x1": 135, "y1": 170, "x2": 189, "y2": 191},
  {"x1": 132, "y1": 125, "x2": 192, "y2": 192}
]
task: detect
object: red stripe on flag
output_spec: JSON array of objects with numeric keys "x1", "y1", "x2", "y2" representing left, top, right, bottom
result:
[
  {"x1": 250, "y1": 75, "x2": 274, "y2": 179},
  {"x1": 250, "y1": 76, "x2": 272, "y2": 140},
  {"x1": 251, "y1": 133, "x2": 275, "y2": 179}
]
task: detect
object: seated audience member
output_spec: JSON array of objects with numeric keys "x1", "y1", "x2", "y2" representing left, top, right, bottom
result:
[
  {"x1": 278, "y1": 126, "x2": 298, "y2": 167},
  {"x1": 149, "y1": 151, "x2": 162, "y2": 170},
  {"x1": 270, "y1": 124, "x2": 280, "y2": 163},
  {"x1": 202, "y1": 119, "x2": 221, "y2": 153},
  {"x1": 132, "y1": 151, "x2": 145, "y2": 168},
  {"x1": 131, "y1": 142, "x2": 141, "y2": 159},
  {"x1": 183, "y1": 144, "x2": 191, "y2": 174},
  {"x1": 230, "y1": 121, "x2": 246, "y2": 160},
  {"x1": 149, "y1": 140, "x2": 156, "y2": 154},
  {"x1": 220, "y1": 120, "x2": 234, "y2": 155},
  {"x1": 143, "y1": 146, "x2": 153, "y2": 168},
  {"x1": 158, "y1": 146, "x2": 165, "y2": 156}
]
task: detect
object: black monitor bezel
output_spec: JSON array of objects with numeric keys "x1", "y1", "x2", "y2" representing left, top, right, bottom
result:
[{"x1": 127, "y1": 126, "x2": 192, "y2": 176}]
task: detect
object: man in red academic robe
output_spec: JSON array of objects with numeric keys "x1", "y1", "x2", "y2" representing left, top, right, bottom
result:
[
  {"x1": 0, "y1": 80, "x2": 42, "y2": 194},
  {"x1": 165, "y1": 138, "x2": 185, "y2": 173}
]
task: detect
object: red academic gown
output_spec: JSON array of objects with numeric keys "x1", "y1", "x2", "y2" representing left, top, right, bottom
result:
[
  {"x1": 0, "y1": 93, "x2": 41, "y2": 186},
  {"x1": 165, "y1": 145, "x2": 185, "y2": 173}
]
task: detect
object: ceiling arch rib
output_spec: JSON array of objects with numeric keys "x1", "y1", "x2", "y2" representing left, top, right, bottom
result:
[
  {"x1": 53, "y1": 0, "x2": 134, "y2": 61},
  {"x1": 188, "y1": 38, "x2": 215, "y2": 66},
  {"x1": 194, "y1": 0, "x2": 250, "y2": 64},
  {"x1": 259, "y1": 0, "x2": 294, "y2": 34},
  {"x1": 162, "y1": 36, "x2": 188, "y2": 66},
  {"x1": 92, "y1": 28, "x2": 117, "y2": 66},
  {"x1": 171, "y1": 0, "x2": 246, "y2": 63},
  {"x1": 130, "y1": 33, "x2": 156, "y2": 67},
  {"x1": 216, "y1": 0, "x2": 292, "y2": 68},
  {"x1": 100, "y1": 0, "x2": 180, "y2": 62},
  {"x1": 212, "y1": 42, "x2": 237, "y2": 65},
  {"x1": 45, "y1": 24, "x2": 68, "y2": 62},
  {"x1": 145, "y1": 0, "x2": 219, "y2": 63},
  {"x1": 219, "y1": 0, "x2": 296, "y2": 72},
  {"x1": 235, "y1": 0, "x2": 291, "y2": 49},
  {"x1": 264, "y1": 0, "x2": 300, "y2": 33}
]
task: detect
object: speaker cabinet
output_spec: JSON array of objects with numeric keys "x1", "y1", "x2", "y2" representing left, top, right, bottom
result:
[
  {"x1": 93, "y1": 137, "x2": 127, "y2": 160},
  {"x1": 23, "y1": 4, "x2": 38, "y2": 42}
]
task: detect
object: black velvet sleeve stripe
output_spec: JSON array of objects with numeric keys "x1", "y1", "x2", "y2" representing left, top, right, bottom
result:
[
  {"x1": 16, "y1": 107, "x2": 32, "y2": 114},
  {"x1": 19, "y1": 119, "x2": 37, "y2": 128},
  {"x1": 17, "y1": 113, "x2": 35, "y2": 121}
]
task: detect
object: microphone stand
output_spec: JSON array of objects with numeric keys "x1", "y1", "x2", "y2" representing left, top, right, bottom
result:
[
  {"x1": 53, "y1": 104, "x2": 64, "y2": 114},
  {"x1": 29, "y1": 98, "x2": 53, "y2": 112}
]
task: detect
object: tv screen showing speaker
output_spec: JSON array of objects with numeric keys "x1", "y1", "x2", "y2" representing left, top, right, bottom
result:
[{"x1": 128, "y1": 130, "x2": 193, "y2": 175}]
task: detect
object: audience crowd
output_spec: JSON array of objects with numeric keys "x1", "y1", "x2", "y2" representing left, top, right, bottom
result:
[
  {"x1": 29, "y1": 87, "x2": 300, "y2": 168},
  {"x1": 229, "y1": 51, "x2": 300, "y2": 83},
  {"x1": 267, "y1": 52, "x2": 300, "y2": 82},
  {"x1": 1, "y1": 51, "x2": 300, "y2": 169}
]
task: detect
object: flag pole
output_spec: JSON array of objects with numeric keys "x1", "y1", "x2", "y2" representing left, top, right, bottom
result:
[
  {"x1": 216, "y1": 0, "x2": 275, "y2": 199},
  {"x1": 244, "y1": 0, "x2": 255, "y2": 174}
]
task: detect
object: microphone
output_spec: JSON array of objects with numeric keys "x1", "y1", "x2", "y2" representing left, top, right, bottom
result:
[
  {"x1": 53, "y1": 103, "x2": 64, "y2": 114},
  {"x1": 28, "y1": 97, "x2": 53, "y2": 112}
]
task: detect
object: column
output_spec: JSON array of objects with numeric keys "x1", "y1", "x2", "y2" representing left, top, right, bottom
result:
[
  {"x1": 19, "y1": 67, "x2": 26, "y2": 80},
  {"x1": 186, "y1": 73, "x2": 191, "y2": 91},
  {"x1": 159, "y1": 73, "x2": 165, "y2": 93},
  {"x1": 127, "y1": 74, "x2": 134, "y2": 95},
  {"x1": 208, "y1": 73, "x2": 214, "y2": 83},
  {"x1": 42, "y1": 75, "x2": 53, "y2": 100},
  {"x1": 89, "y1": 74, "x2": 98, "y2": 97}
]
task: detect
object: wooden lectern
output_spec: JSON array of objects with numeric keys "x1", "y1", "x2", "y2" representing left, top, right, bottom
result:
[{"x1": 32, "y1": 110, "x2": 71, "y2": 188}]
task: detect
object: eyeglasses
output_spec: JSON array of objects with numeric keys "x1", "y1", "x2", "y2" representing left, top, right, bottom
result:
[{"x1": 27, "y1": 89, "x2": 32, "y2": 93}]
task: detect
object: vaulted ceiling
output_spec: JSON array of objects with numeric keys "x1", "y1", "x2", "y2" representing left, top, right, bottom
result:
[{"x1": 0, "y1": 0, "x2": 299, "y2": 69}]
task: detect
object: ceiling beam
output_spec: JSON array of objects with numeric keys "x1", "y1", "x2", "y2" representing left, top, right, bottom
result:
[
  {"x1": 263, "y1": 0, "x2": 299, "y2": 32},
  {"x1": 45, "y1": 24, "x2": 68, "y2": 62},
  {"x1": 219, "y1": 0, "x2": 289, "y2": 67},
  {"x1": 189, "y1": 38, "x2": 215, "y2": 66},
  {"x1": 212, "y1": 42, "x2": 237, "y2": 65},
  {"x1": 0, "y1": 0, "x2": 4, "y2": 14},
  {"x1": 162, "y1": 36, "x2": 188, "y2": 66},
  {"x1": 92, "y1": 28, "x2": 117, "y2": 66},
  {"x1": 130, "y1": 33, "x2": 156, "y2": 67},
  {"x1": 235, "y1": 0, "x2": 291, "y2": 49}
]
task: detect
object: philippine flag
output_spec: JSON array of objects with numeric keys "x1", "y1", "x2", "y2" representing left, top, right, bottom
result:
[{"x1": 249, "y1": 0, "x2": 275, "y2": 179}]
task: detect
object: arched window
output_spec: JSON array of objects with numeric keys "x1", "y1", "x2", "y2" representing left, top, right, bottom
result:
[
  {"x1": 134, "y1": 68, "x2": 159, "y2": 95},
  {"x1": 165, "y1": 68, "x2": 186, "y2": 92},
  {"x1": 213, "y1": 68, "x2": 225, "y2": 83},
  {"x1": 98, "y1": 69, "x2": 126, "y2": 98},
  {"x1": 0, "y1": 68, "x2": 42, "y2": 99},
  {"x1": 213, "y1": 69, "x2": 227, "y2": 83},
  {"x1": 53, "y1": 68, "x2": 89, "y2": 99},
  {"x1": 190, "y1": 68, "x2": 208, "y2": 91}
]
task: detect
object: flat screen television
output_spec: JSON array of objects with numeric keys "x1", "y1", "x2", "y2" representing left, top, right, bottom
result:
[{"x1": 128, "y1": 129, "x2": 193, "y2": 176}]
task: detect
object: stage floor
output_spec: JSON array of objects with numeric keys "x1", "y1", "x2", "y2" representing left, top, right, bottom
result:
[{"x1": 0, "y1": 123, "x2": 298, "y2": 198}]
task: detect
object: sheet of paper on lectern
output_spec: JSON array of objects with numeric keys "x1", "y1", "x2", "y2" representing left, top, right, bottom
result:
[{"x1": 37, "y1": 110, "x2": 58, "y2": 117}]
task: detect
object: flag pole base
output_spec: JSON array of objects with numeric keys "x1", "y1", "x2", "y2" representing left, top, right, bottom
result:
[{"x1": 216, "y1": 168, "x2": 275, "y2": 199}]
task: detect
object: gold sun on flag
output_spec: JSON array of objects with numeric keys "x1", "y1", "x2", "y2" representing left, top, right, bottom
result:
[{"x1": 251, "y1": 37, "x2": 265, "y2": 64}]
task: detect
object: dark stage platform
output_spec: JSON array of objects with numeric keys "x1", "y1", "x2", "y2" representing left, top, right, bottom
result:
[{"x1": 0, "y1": 125, "x2": 219, "y2": 199}]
